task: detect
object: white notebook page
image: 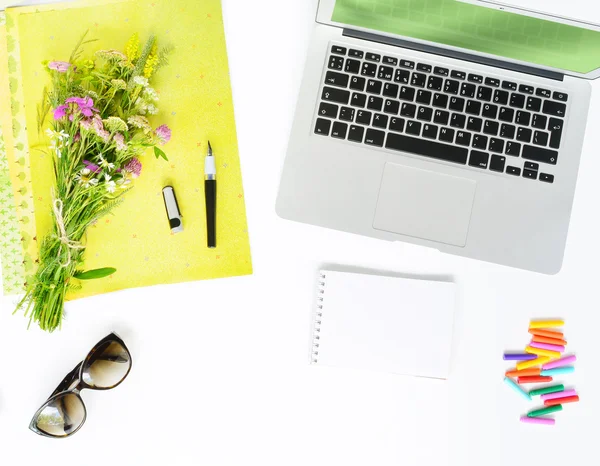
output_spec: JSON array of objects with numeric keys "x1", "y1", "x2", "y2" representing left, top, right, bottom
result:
[{"x1": 312, "y1": 270, "x2": 456, "y2": 379}]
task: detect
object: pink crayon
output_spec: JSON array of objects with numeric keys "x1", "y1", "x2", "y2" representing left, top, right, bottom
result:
[
  {"x1": 543, "y1": 355, "x2": 576, "y2": 370},
  {"x1": 520, "y1": 416, "x2": 555, "y2": 426},
  {"x1": 541, "y1": 390, "x2": 577, "y2": 401},
  {"x1": 530, "y1": 341, "x2": 565, "y2": 353}
]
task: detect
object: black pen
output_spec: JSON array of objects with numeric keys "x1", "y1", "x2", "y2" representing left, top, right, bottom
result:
[{"x1": 204, "y1": 141, "x2": 217, "y2": 248}]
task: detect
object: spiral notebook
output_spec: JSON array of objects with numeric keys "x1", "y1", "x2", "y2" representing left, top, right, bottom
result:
[{"x1": 311, "y1": 270, "x2": 456, "y2": 379}]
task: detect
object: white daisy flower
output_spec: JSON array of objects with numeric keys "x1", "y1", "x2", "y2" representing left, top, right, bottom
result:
[{"x1": 98, "y1": 154, "x2": 115, "y2": 171}]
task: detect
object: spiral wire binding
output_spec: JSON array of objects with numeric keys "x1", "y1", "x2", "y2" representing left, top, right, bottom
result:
[{"x1": 312, "y1": 272, "x2": 326, "y2": 364}]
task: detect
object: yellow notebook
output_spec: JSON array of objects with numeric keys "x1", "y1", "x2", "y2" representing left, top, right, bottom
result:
[{"x1": 4, "y1": 0, "x2": 252, "y2": 299}]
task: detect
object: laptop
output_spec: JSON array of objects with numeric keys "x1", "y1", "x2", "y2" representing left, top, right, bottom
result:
[{"x1": 276, "y1": 0, "x2": 599, "y2": 274}]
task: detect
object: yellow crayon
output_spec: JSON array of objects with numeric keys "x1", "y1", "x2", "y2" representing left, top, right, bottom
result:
[
  {"x1": 529, "y1": 320, "x2": 564, "y2": 329},
  {"x1": 525, "y1": 346, "x2": 561, "y2": 359},
  {"x1": 516, "y1": 356, "x2": 551, "y2": 371}
]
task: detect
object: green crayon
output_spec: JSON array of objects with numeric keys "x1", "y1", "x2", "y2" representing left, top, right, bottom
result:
[
  {"x1": 529, "y1": 384, "x2": 564, "y2": 397},
  {"x1": 528, "y1": 405, "x2": 563, "y2": 417}
]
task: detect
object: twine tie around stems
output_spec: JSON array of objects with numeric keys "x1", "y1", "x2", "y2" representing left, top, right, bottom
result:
[{"x1": 52, "y1": 197, "x2": 84, "y2": 268}]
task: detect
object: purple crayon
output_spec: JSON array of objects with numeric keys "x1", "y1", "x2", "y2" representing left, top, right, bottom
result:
[{"x1": 503, "y1": 353, "x2": 537, "y2": 361}]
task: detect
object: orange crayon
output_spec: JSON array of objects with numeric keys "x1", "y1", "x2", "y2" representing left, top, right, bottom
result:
[
  {"x1": 529, "y1": 329, "x2": 564, "y2": 339},
  {"x1": 506, "y1": 367, "x2": 541, "y2": 378},
  {"x1": 532, "y1": 335, "x2": 567, "y2": 346}
]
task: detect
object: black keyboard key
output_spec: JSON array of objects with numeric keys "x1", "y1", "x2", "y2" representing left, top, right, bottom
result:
[
  {"x1": 383, "y1": 83, "x2": 400, "y2": 98},
  {"x1": 385, "y1": 133, "x2": 468, "y2": 165},
  {"x1": 456, "y1": 130, "x2": 472, "y2": 147},
  {"x1": 517, "y1": 127, "x2": 532, "y2": 143},
  {"x1": 499, "y1": 107, "x2": 514, "y2": 123},
  {"x1": 328, "y1": 56, "x2": 344, "y2": 70},
  {"x1": 351, "y1": 92, "x2": 367, "y2": 108},
  {"x1": 318, "y1": 102, "x2": 338, "y2": 118},
  {"x1": 400, "y1": 86, "x2": 416, "y2": 101},
  {"x1": 467, "y1": 117, "x2": 483, "y2": 133},
  {"x1": 549, "y1": 118, "x2": 564, "y2": 149},
  {"x1": 522, "y1": 145, "x2": 558, "y2": 165},
  {"x1": 500, "y1": 124, "x2": 516, "y2": 139},
  {"x1": 348, "y1": 125, "x2": 364, "y2": 142},
  {"x1": 349, "y1": 49, "x2": 364, "y2": 59},
  {"x1": 384, "y1": 99, "x2": 400, "y2": 115},
  {"x1": 400, "y1": 103, "x2": 417, "y2": 118},
  {"x1": 477, "y1": 86, "x2": 493, "y2": 102},
  {"x1": 449, "y1": 97, "x2": 465, "y2": 112},
  {"x1": 450, "y1": 113, "x2": 466, "y2": 129},
  {"x1": 533, "y1": 131, "x2": 549, "y2": 146},
  {"x1": 322, "y1": 86, "x2": 350, "y2": 104},
  {"x1": 515, "y1": 111, "x2": 531, "y2": 126},
  {"x1": 524, "y1": 161, "x2": 539, "y2": 171},
  {"x1": 484, "y1": 120, "x2": 499, "y2": 136},
  {"x1": 502, "y1": 81, "x2": 517, "y2": 91},
  {"x1": 383, "y1": 56, "x2": 398, "y2": 66},
  {"x1": 468, "y1": 74, "x2": 483, "y2": 84},
  {"x1": 469, "y1": 150, "x2": 489, "y2": 169},
  {"x1": 460, "y1": 83, "x2": 476, "y2": 98},
  {"x1": 523, "y1": 169, "x2": 537, "y2": 180},
  {"x1": 451, "y1": 71, "x2": 466, "y2": 80},
  {"x1": 411, "y1": 72, "x2": 427, "y2": 88},
  {"x1": 505, "y1": 141, "x2": 521, "y2": 156},
  {"x1": 356, "y1": 110, "x2": 372, "y2": 125},
  {"x1": 423, "y1": 123, "x2": 439, "y2": 139},
  {"x1": 434, "y1": 67, "x2": 449, "y2": 76},
  {"x1": 536, "y1": 88, "x2": 551, "y2": 98},
  {"x1": 325, "y1": 71, "x2": 350, "y2": 88},
  {"x1": 519, "y1": 85, "x2": 534, "y2": 94},
  {"x1": 433, "y1": 110, "x2": 450, "y2": 125},
  {"x1": 489, "y1": 138, "x2": 504, "y2": 153},
  {"x1": 490, "y1": 155, "x2": 505, "y2": 172},
  {"x1": 466, "y1": 100, "x2": 481, "y2": 115},
  {"x1": 339, "y1": 106, "x2": 355, "y2": 122},
  {"x1": 540, "y1": 173, "x2": 554, "y2": 183},
  {"x1": 553, "y1": 91, "x2": 568, "y2": 102},
  {"x1": 417, "y1": 63, "x2": 432, "y2": 72},
  {"x1": 532, "y1": 114, "x2": 547, "y2": 130},
  {"x1": 472, "y1": 134, "x2": 488, "y2": 149},
  {"x1": 433, "y1": 93, "x2": 449, "y2": 108},
  {"x1": 367, "y1": 96, "x2": 384, "y2": 111},
  {"x1": 485, "y1": 78, "x2": 500, "y2": 87},
  {"x1": 389, "y1": 117, "x2": 405, "y2": 133},
  {"x1": 510, "y1": 93, "x2": 526, "y2": 109},
  {"x1": 372, "y1": 113, "x2": 389, "y2": 129},
  {"x1": 395, "y1": 69, "x2": 410, "y2": 84},
  {"x1": 378, "y1": 66, "x2": 394, "y2": 81},
  {"x1": 526, "y1": 96, "x2": 542, "y2": 112},
  {"x1": 439, "y1": 127, "x2": 455, "y2": 143},
  {"x1": 507, "y1": 166, "x2": 521, "y2": 176},
  {"x1": 416, "y1": 90, "x2": 432, "y2": 105},
  {"x1": 349, "y1": 76, "x2": 366, "y2": 91},
  {"x1": 406, "y1": 120, "x2": 422, "y2": 136},
  {"x1": 444, "y1": 79, "x2": 460, "y2": 95},
  {"x1": 361, "y1": 62, "x2": 377, "y2": 77},
  {"x1": 366, "y1": 53, "x2": 381, "y2": 62},
  {"x1": 493, "y1": 90, "x2": 509, "y2": 105},
  {"x1": 428, "y1": 76, "x2": 444, "y2": 91},
  {"x1": 331, "y1": 121, "x2": 348, "y2": 139},
  {"x1": 367, "y1": 79, "x2": 383, "y2": 94},
  {"x1": 365, "y1": 128, "x2": 385, "y2": 147},
  {"x1": 417, "y1": 106, "x2": 434, "y2": 122},
  {"x1": 543, "y1": 100, "x2": 566, "y2": 117},
  {"x1": 344, "y1": 59, "x2": 361, "y2": 74},
  {"x1": 400, "y1": 60, "x2": 415, "y2": 69},
  {"x1": 482, "y1": 103, "x2": 498, "y2": 119},
  {"x1": 314, "y1": 118, "x2": 331, "y2": 136},
  {"x1": 331, "y1": 46, "x2": 347, "y2": 55}
]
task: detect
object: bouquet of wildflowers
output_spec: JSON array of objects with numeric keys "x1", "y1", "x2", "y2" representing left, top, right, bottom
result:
[{"x1": 16, "y1": 33, "x2": 172, "y2": 332}]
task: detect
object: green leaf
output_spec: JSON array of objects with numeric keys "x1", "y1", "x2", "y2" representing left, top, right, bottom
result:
[
  {"x1": 74, "y1": 267, "x2": 117, "y2": 280},
  {"x1": 154, "y1": 146, "x2": 168, "y2": 161}
]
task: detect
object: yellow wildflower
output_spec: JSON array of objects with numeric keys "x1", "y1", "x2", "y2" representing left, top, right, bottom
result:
[
  {"x1": 125, "y1": 33, "x2": 140, "y2": 62},
  {"x1": 143, "y1": 43, "x2": 159, "y2": 78}
]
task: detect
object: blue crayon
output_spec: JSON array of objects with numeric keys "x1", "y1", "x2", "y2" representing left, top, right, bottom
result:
[
  {"x1": 541, "y1": 366, "x2": 575, "y2": 376},
  {"x1": 504, "y1": 377, "x2": 532, "y2": 401},
  {"x1": 503, "y1": 353, "x2": 537, "y2": 361}
]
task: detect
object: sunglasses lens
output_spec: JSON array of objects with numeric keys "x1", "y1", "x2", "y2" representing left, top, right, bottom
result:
[
  {"x1": 35, "y1": 393, "x2": 85, "y2": 437},
  {"x1": 82, "y1": 340, "x2": 131, "y2": 389}
]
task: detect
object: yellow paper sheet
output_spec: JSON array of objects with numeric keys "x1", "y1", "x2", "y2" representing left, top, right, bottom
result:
[{"x1": 7, "y1": 0, "x2": 252, "y2": 299}]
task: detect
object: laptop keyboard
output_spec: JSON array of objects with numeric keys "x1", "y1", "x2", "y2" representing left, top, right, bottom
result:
[{"x1": 314, "y1": 45, "x2": 569, "y2": 184}]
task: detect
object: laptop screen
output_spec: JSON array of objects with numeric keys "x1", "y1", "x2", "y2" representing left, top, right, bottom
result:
[{"x1": 330, "y1": 0, "x2": 600, "y2": 76}]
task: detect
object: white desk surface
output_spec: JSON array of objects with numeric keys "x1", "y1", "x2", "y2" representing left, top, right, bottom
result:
[{"x1": 1, "y1": 1, "x2": 599, "y2": 465}]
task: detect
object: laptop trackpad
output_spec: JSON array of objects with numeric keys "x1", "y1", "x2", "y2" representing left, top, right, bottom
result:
[{"x1": 373, "y1": 163, "x2": 476, "y2": 247}]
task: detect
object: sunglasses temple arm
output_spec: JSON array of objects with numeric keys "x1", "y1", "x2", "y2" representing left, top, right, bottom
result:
[{"x1": 49, "y1": 362, "x2": 83, "y2": 398}]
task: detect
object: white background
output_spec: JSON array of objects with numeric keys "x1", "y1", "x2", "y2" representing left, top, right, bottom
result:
[{"x1": 1, "y1": 1, "x2": 600, "y2": 465}]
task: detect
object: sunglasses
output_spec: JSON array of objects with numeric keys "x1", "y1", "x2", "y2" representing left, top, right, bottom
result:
[{"x1": 30, "y1": 332, "x2": 132, "y2": 438}]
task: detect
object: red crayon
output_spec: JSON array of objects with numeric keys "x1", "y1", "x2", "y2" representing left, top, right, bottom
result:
[
  {"x1": 545, "y1": 395, "x2": 580, "y2": 407},
  {"x1": 518, "y1": 375, "x2": 553, "y2": 384}
]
